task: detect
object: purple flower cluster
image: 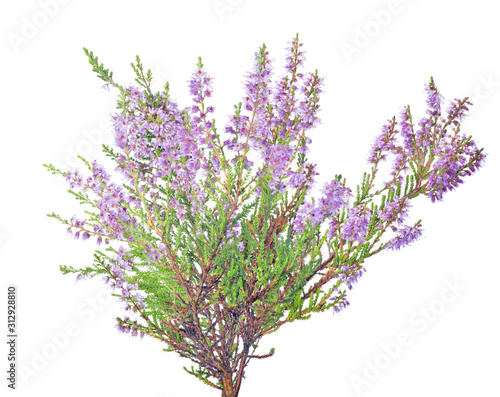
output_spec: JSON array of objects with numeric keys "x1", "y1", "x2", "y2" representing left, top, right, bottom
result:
[
  {"x1": 386, "y1": 223, "x2": 423, "y2": 251},
  {"x1": 331, "y1": 298, "x2": 350, "y2": 317},
  {"x1": 424, "y1": 80, "x2": 443, "y2": 117},
  {"x1": 53, "y1": 37, "x2": 486, "y2": 331},
  {"x1": 221, "y1": 36, "x2": 324, "y2": 198},
  {"x1": 319, "y1": 180, "x2": 351, "y2": 215},
  {"x1": 367, "y1": 120, "x2": 398, "y2": 164},
  {"x1": 367, "y1": 118, "x2": 410, "y2": 183},
  {"x1": 293, "y1": 201, "x2": 315, "y2": 232},
  {"x1": 338, "y1": 264, "x2": 366, "y2": 290},
  {"x1": 427, "y1": 135, "x2": 485, "y2": 202},
  {"x1": 399, "y1": 106, "x2": 414, "y2": 153},
  {"x1": 367, "y1": 79, "x2": 485, "y2": 205},
  {"x1": 112, "y1": 105, "x2": 206, "y2": 195},
  {"x1": 446, "y1": 98, "x2": 471, "y2": 123},
  {"x1": 67, "y1": 215, "x2": 88, "y2": 241},
  {"x1": 327, "y1": 264, "x2": 366, "y2": 316},
  {"x1": 189, "y1": 63, "x2": 213, "y2": 104},
  {"x1": 260, "y1": 143, "x2": 294, "y2": 192},
  {"x1": 341, "y1": 206, "x2": 371, "y2": 244},
  {"x1": 189, "y1": 60, "x2": 215, "y2": 130},
  {"x1": 377, "y1": 196, "x2": 411, "y2": 225},
  {"x1": 115, "y1": 316, "x2": 145, "y2": 339},
  {"x1": 293, "y1": 178, "x2": 352, "y2": 234},
  {"x1": 103, "y1": 246, "x2": 146, "y2": 313},
  {"x1": 65, "y1": 160, "x2": 141, "y2": 245}
]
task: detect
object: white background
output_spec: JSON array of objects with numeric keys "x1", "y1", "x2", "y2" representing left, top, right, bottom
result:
[{"x1": 1, "y1": 0, "x2": 499, "y2": 396}]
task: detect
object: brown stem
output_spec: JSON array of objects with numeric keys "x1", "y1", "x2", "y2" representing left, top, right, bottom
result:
[
  {"x1": 234, "y1": 351, "x2": 248, "y2": 396},
  {"x1": 221, "y1": 372, "x2": 235, "y2": 397}
]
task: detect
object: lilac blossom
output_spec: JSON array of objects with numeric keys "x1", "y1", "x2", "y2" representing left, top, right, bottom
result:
[
  {"x1": 341, "y1": 206, "x2": 371, "y2": 244},
  {"x1": 386, "y1": 223, "x2": 423, "y2": 251},
  {"x1": 368, "y1": 120, "x2": 398, "y2": 164},
  {"x1": 427, "y1": 135, "x2": 486, "y2": 202},
  {"x1": 446, "y1": 98, "x2": 471, "y2": 123},
  {"x1": 318, "y1": 180, "x2": 351, "y2": 215},
  {"x1": 399, "y1": 106, "x2": 414, "y2": 153},
  {"x1": 425, "y1": 79, "x2": 443, "y2": 117},
  {"x1": 377, "y1": 196, "x2": 411, "y2": 225}
]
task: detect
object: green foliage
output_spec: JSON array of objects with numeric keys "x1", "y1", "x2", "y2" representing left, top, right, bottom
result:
[
  {"x1": 183, "y1": 365, "x2": 221, "y2": 390},
  {"x1": 130, "y1": 55, "x2": 153, "y2": 97},
  {"x1": 83, "y1": 48, "x2": 114, "y2": 85}
]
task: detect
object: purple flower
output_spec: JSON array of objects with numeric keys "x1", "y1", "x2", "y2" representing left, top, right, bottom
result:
[
  {"x1": 188, "y1": 64, "x2": 214, "y2": 105},
  {"x1": 399, "y1": 106, "x2": 414, "y2": 152},
  {"x1": 285, "y1": 35, "x2": 307, "y2": 72},
  {"x1": 446, "y1": 98, "x2": 471, "y2": 123},
  {"x1": 76, "y1": 274, "x2": 88, "y2": 283},
  {"x1": 427, "y1": 136, "x2": 485, "y2": 203},
  {"x1": 309, "y1": 206, "x2": 323, "y2": 227},
  {"x1": 377, "y1": 196, "x2": 411, "y2": 225},
  {"x1": 424, "y1": 78, "x2": 443, "y2": 117},
  {"x1": 386, "y1": 223, "x2": 423, "y2": 251},
  {"x1": 368, "y1": 120, "x2": 397, "y2": 164},
  {"x1": 177, "y1": 204, "x2": 187, "y2": 215},
  {"x1": 341, "y1": 206, "x2": 371, "y2": 244},
  {"x1": 318, "y1": 180, "x2": 351, "y2": 216},
  {"x1": 115, "y1": 318, "x2": 130, "y2": 334},
  {"x1": 332, "y1": 300, "x2": 350, "y2": 316},
  {"x1": 287, "y1": 170, "x2": 306, "y2": 189}
]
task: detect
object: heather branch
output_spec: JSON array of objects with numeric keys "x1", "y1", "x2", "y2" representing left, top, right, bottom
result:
[{"x1": 45, "y1": 38, "x2": 486, "y2": 397}]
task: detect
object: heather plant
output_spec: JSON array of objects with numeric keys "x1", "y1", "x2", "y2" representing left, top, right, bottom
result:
[{"x1": 44, "y1": 35, "x2": 485, "y2": 397}]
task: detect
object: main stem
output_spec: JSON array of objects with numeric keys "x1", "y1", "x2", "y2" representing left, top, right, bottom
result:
[
  {"x1": 220, "y1": 353, "x2": 247, "y2": 397},
  {"x1": 221, "y1": 373, "x2": 236, "y2": 397}
]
